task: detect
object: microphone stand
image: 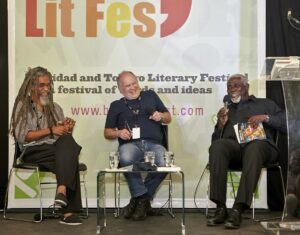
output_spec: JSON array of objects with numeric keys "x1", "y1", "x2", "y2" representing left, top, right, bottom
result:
[{"x1": 287, "y1": 9, "x2": 300, "y2": 31}]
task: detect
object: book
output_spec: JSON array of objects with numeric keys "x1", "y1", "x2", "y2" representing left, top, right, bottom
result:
[{"x1": 234, "y1": 122, "x2": 266, "y2": 144}]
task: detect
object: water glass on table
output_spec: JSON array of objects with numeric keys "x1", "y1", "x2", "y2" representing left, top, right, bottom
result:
[
  {"x1": 144, "y1": 151, "x2": 156, "y2": 166},
  {"x1": 164, "y1": 151, "x2": 174, "y2": 167},
  {"x1": 109, "y1": 151, "x2": 119, "y2": 169}
]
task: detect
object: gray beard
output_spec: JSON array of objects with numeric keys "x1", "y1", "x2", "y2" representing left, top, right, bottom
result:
[
  {"x1": 231, "y1": 95, "x2": 241, "y2": 103},
  {"x1": 40, "y1": 96, "x2": 49, "y2": 106}
]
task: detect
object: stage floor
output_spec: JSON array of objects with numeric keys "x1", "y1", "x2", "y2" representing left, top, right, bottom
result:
[{"x1": 0, "y1": 210, "x2": 299, "y2": 235}]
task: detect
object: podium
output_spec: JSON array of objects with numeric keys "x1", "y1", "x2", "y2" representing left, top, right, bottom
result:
[{"x1": 261, "y1": 57, "x2": 300, "y2": 232}]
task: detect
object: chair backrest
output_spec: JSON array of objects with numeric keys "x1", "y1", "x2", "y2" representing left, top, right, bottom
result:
[
  {"x1": 12, "y1": 135, "x2": 39, "y2": 169},
  {"x1": 12, "y1": 136, "x2": 23, "y2": 167},
  {"x1": 12, "y1": 142, "x2": 34, "y2": 168},
  {"x1": 161, "y1": 124, "x2": 168, "y2": 150}
]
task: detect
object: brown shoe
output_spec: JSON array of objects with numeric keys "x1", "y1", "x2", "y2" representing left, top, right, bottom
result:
[
  {"x1": 122, "y1": 198, "x2": 137, "y2": 219},
  {"x1": 132, "y1": 198, "x2": 150, "y2": 221}
]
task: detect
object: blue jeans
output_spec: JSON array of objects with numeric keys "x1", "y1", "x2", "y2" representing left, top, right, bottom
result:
[{"x1": 118, "y1": 140, "x2": 167, "y2": 198}]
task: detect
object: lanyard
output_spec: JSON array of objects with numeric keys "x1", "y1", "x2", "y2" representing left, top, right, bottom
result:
[
  {"x1": 32, "y1": 102, "x2": 42, "y2": 129},
  {"x1": 124, "y1": 96, "x2": 141, "y2": 126}
]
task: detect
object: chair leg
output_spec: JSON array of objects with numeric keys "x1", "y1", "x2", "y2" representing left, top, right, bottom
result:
[
  {"x1": 3, "y1": 168, "x2": 14, "y2": 220},
  {"x1": 193, "y1": 164, "x2": 210, "y2": 216},
  {"x1": 117, "y1": 173, "x2": 121, "y2": 217},
  {"x1": 253, "y1": 166, "x2": 286, "y2": 222},
  {"x1": 82, "y1": 174, "x2": 89, "y2": 218},
  {"x1": 167, "y1": 173, "x2": 175, "y2": 218},
  {"x1": 114, "y1": 173, "x2": 120, "y2": 218},
  {"x1": 3, "y1": 167, "x2": 43, "y2": 222},
  {"x1": 278, "y1": 166, "x2": 286, "y2": 221},
  {"x1": 229, "y1": 171, "x2": 236, "y2": 199},
  {"x1": 36, "y1": 168, "x2": 44, "y2": 222},
  {"x1": 206, "y1": 173, "x2": 210, "y2": 217},
  {"x1": 252, "y1": 193, "x2": 255, "y2": 220}
]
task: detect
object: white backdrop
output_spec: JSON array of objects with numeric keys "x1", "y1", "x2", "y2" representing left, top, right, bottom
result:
[{"x1": 8, "y1": 0, "x2": 267, "y2": 208}]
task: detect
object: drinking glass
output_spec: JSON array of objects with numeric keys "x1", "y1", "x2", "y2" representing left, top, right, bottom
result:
[
  {"x1": 144, "y1": 151, "x2": 156, "y2": 165},
  {"x1": 109, "y1": 152, "x2": 119, "y2": 169},
  {"x1": 164, "y1": 151, "x2": 174, "y2": 167}
]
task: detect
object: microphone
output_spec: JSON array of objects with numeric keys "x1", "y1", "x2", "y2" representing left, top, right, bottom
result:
[
  {"x1": 145, "y1": 106, "x2": 155, "y2": 117},
  {"x1": 287, "y1": 8, "x2": 300, "y2": 24},
  {"x1": 223, "y1": 95, "x2": 232, "y2": 108},
  {"x1": 219, "y1": 95, "x2": 231, "y2": 138},
  {"x1": 287, "y1": 9, "x2": 292, "y2": 20}
]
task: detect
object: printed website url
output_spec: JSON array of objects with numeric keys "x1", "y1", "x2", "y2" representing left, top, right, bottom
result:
[{"x1": 70, "y1": 105, "x2": 204, "y2": 116}]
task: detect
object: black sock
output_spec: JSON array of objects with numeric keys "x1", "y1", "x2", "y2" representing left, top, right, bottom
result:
[
  {"x1": 216, "y1": 201, "x2": 226, "y2": 209},
  {"x1": 233, "y1": 202, "x2": 247, "y2": 213},
  {"x1": 135, "y1": 193, "x2": 151, "y2": 200}
]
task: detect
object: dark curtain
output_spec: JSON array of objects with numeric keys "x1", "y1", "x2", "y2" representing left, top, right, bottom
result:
[
  {"x1": 266, "y1": 0, "x2": 300, "y2": 56},
  {"x1": 266, "y1": 0, "x2": 300, "y2": 210},
  {"x1": 0, "y1": 0, "x2": 8, "y2": 209}
]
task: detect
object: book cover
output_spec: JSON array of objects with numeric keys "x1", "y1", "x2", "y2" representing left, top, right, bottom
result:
[{"x1": 234, "y1": 122, "x2": 266, "y2": 144}]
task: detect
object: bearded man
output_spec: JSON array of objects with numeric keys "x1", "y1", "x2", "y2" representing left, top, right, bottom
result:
[
  {"x1": 207, "y1": 74, "x2": 286, "y2": 229},
  {"x1": 10, "y1": 66, "x2": 83, "y2": 225}
]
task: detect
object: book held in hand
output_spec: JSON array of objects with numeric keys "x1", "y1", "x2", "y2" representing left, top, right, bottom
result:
[{"x1": 234, "y1": 122, "x2": 266, "y2": 144}]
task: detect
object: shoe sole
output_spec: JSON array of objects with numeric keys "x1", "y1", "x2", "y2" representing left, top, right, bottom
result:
[
  {"x1": 207, "y1": 217, "x2": 227, "y2": 226},
  {"x1": 59, "y1": 221, "x2": 82, "y2": 226},
  {"x1": 207, "y1": 222, "x2": 224, "y2": 226},
  {"x1": 122, "y1": 210, "x2": 135, "y2": 219},
  {"x1": 54, "y1": 199, "x2": 68, "y2": 207},
  {"x1": 224, "y1": 223, "x2": 240, "y2": 229},
  {"x1": 132, "y1": 215, "x2": 147, "y2": 221}
]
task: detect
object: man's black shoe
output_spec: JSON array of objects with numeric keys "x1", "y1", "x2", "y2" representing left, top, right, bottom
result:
[
  {"x1": 132, "y1": 198, "x2": 150, "y2": 221},
  {"x1": 122, "y1": 198, "x2": 137, "y2": 219},
  {"x1": 147, "y1": 205, "x2": 163, "y2": 216},
  {"x1": 207, "y1": 207, "x2": 228, "y2": 226},
  {"x1": 224, "y1": 209, "x2": 242, "y2": 229},
  {"x1": 33, "y1": 212, "x2": 60, "y2": 222},
  {"x1": 285, "y1": 194, "x2": 298, "y2": 218},
  {"x1": 60, "y1": 214, "x2": 82, "y2": 226},
  {"x1": 54, "y1": 193, "x2": 68, "y2": 207}
]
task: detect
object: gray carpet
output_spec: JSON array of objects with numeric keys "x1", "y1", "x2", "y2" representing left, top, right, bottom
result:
[{"x1": 0, "y1": 211, "x2": 297, "y2": 235}]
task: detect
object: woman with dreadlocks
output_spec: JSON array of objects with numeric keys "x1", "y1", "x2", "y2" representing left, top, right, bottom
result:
[{"x1": 10, "y1": 66, "x2": 83, "y2": 225}]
